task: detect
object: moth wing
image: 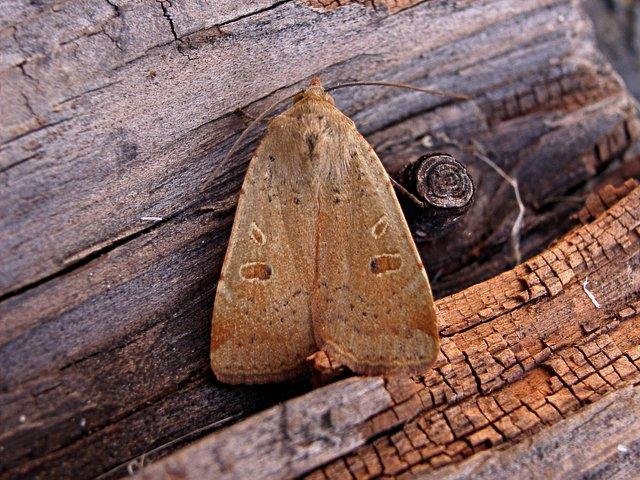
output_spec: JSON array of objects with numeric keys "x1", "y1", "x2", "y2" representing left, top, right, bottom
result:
[
  {"x1": 312, "y1": 130, "x2": 439, "y2": 375},
  {"x1": 210, "y1": 122, "x2": 317, "y2": 384}
]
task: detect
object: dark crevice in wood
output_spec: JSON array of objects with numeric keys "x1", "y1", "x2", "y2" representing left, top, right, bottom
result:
[
  {"x1": 0, "y1": 152, "x2": 39, "y2": 174},
  {"x1": 16, "y1": 62, "x2": 37, "y2": 83},
  {"x1": 156, "y1": 1, "x2": 183, "y2": 53},
  {"x1": 57, "y1": 80, "x2": 124, "y2": 107},
  {"x1": 0, "y1": 218, "x2": 173, "y2": 303},
  {"x1": 462, "y1": 352, "x2": 483, "y2": 395},
  {"x1": 217, "y1": 0, "x2": 294, "y2": 28},
  {"x1": 105, "y1": 0, "x2": 121, "y2": 17},
  {"x1": 1, "y1": 116, "x2": 72, "y2": 149}
]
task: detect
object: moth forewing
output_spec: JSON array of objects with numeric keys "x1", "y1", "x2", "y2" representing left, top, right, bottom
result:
[
  {"x1": 210, "y1": 113, "x2": 319, "y2": 385},
  {"x1": 310, "y1": 108, "x2": 439, "y2": 375},
  {"x1": 210, "y1": 81, "x2": 439, "y2": 384}
]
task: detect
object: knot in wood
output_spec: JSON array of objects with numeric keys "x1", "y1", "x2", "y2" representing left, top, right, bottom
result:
[
  {"x1": 395, "y1": 153, "x2": 474, "y2": 241},
  {"x1": 414, "y1": 154, "x2": 474, "y2": 209}
]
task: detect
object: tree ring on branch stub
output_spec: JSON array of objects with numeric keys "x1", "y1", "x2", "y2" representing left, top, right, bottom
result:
[{"x1": 414, "y1": 154, "x2": 473, "y2": 209}]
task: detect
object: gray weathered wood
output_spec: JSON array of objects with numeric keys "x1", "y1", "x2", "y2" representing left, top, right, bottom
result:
[{"x1": 136, "y1": 377, "x2": 391, "y2": 480}]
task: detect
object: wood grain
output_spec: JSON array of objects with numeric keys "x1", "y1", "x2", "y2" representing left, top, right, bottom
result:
[
  {"x1": 1, "y1": 0, "x2": 640, "y2": 479},
  {"x1": 138, "y1": 377, "x2": 392, "y2": 480}
]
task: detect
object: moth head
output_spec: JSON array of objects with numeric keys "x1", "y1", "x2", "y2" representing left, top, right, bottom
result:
[{"x1": 293, "y1": 77, "x2": 335, "y2": 106}]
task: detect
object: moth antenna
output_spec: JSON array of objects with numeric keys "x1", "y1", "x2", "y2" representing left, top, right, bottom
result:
[
  {"x1": 325, "y1": 81, "x2": 469, "y2": 100},
  {"x1": 388, "y1": 175, "x2": 413, "y2": 197}
]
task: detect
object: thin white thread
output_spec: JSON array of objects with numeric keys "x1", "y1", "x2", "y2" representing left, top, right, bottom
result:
[
  {"x1": 429, "y1": 133, "x2": 524, "y2": 265},
  {"x1": 582, "y1": 278, "x2": 601, "y2": 308},
  {"x1": 472, "y1": 141, "x2": 525, "y2": 265}
]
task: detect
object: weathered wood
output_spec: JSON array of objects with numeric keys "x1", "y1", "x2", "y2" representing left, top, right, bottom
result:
[
  {"x1": 423, "y1": 384, "x2": 640, "y2": 480},
  {"x1": 134, "y1": 184, "x2": 640, "y2": 479},
  {"x1": 2, "y1": 0, "x2": 640, "y2": 479},
  {"x1": 584, "y1": 0, "x2": 640, "y2": 100},
  {"x1": 137, "y1": 377, "x2": 392, "y2": 480}
]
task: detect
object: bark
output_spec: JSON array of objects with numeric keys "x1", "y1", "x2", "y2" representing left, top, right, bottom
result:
[{"x1": 1, "y1": 0, "x2": 640, "y2": 479}]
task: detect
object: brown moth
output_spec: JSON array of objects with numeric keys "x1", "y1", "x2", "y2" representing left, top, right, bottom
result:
[{"x1": 210, "y1": 79, "x2": 439, "y2": 384}]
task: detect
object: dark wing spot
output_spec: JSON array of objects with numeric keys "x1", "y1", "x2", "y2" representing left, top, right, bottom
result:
[
  {"x1": 370, "y1": 254, "x2": 402, "y2": 274},
  {"x1": 240, "y1": 262, "x2": 273, "y2": 281},
  {"x1": 306, "y1": 133, "x2": 318, "y2": 154},
  {"x1": 370, "y1": 257, "x2": 379, "y2": 271}
]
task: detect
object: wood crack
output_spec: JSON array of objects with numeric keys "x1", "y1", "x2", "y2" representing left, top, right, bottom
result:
[
  {"x1": 217, "y1": 0, "x2": 294, "y2": 28},
  {"x1": 0, "y1": 216, "x2": 175, "y2": 304},
  {"x1": 105, "y1": 0, "x2": 121, "y2": 17},
  {"x1": 155, "y1": 0, "x2": 187, "y2": 57}
]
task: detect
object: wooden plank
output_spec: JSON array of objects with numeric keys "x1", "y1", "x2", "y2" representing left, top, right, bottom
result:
[
  {"x1": 2, "y1": 1, "x2": 640, "y2": 479},
  {"x1": 132, "y1": 185, "x2": 640, "y2": 479}
]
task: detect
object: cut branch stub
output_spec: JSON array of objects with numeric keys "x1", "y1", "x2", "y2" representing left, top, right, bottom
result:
[{"x1": 395, "y1": 153, "x2": 474, "y2": 240}]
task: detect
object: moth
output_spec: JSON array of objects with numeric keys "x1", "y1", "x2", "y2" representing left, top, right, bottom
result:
[{"x1": 210, "y1": 79, "x2": 439, "y2": 384}]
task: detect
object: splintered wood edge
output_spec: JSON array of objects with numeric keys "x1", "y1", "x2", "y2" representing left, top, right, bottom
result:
[{"x1": 133, "y1": 185, "x2": 640, "y2": 480}]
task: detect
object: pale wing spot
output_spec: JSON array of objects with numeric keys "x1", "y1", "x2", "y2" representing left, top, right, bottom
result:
[
  {"x1": 249, "y1": 222, "x2": 266, "y2": 245},
  {"x1": 371, "y1": 216, "x2": 389, "y2": 239},
  {"x1": 240, "y1": 262, "x2": 273, "y2": 281},
  {"x1": 370, "y1": 254, "x2": 402, "y2": 275}
]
